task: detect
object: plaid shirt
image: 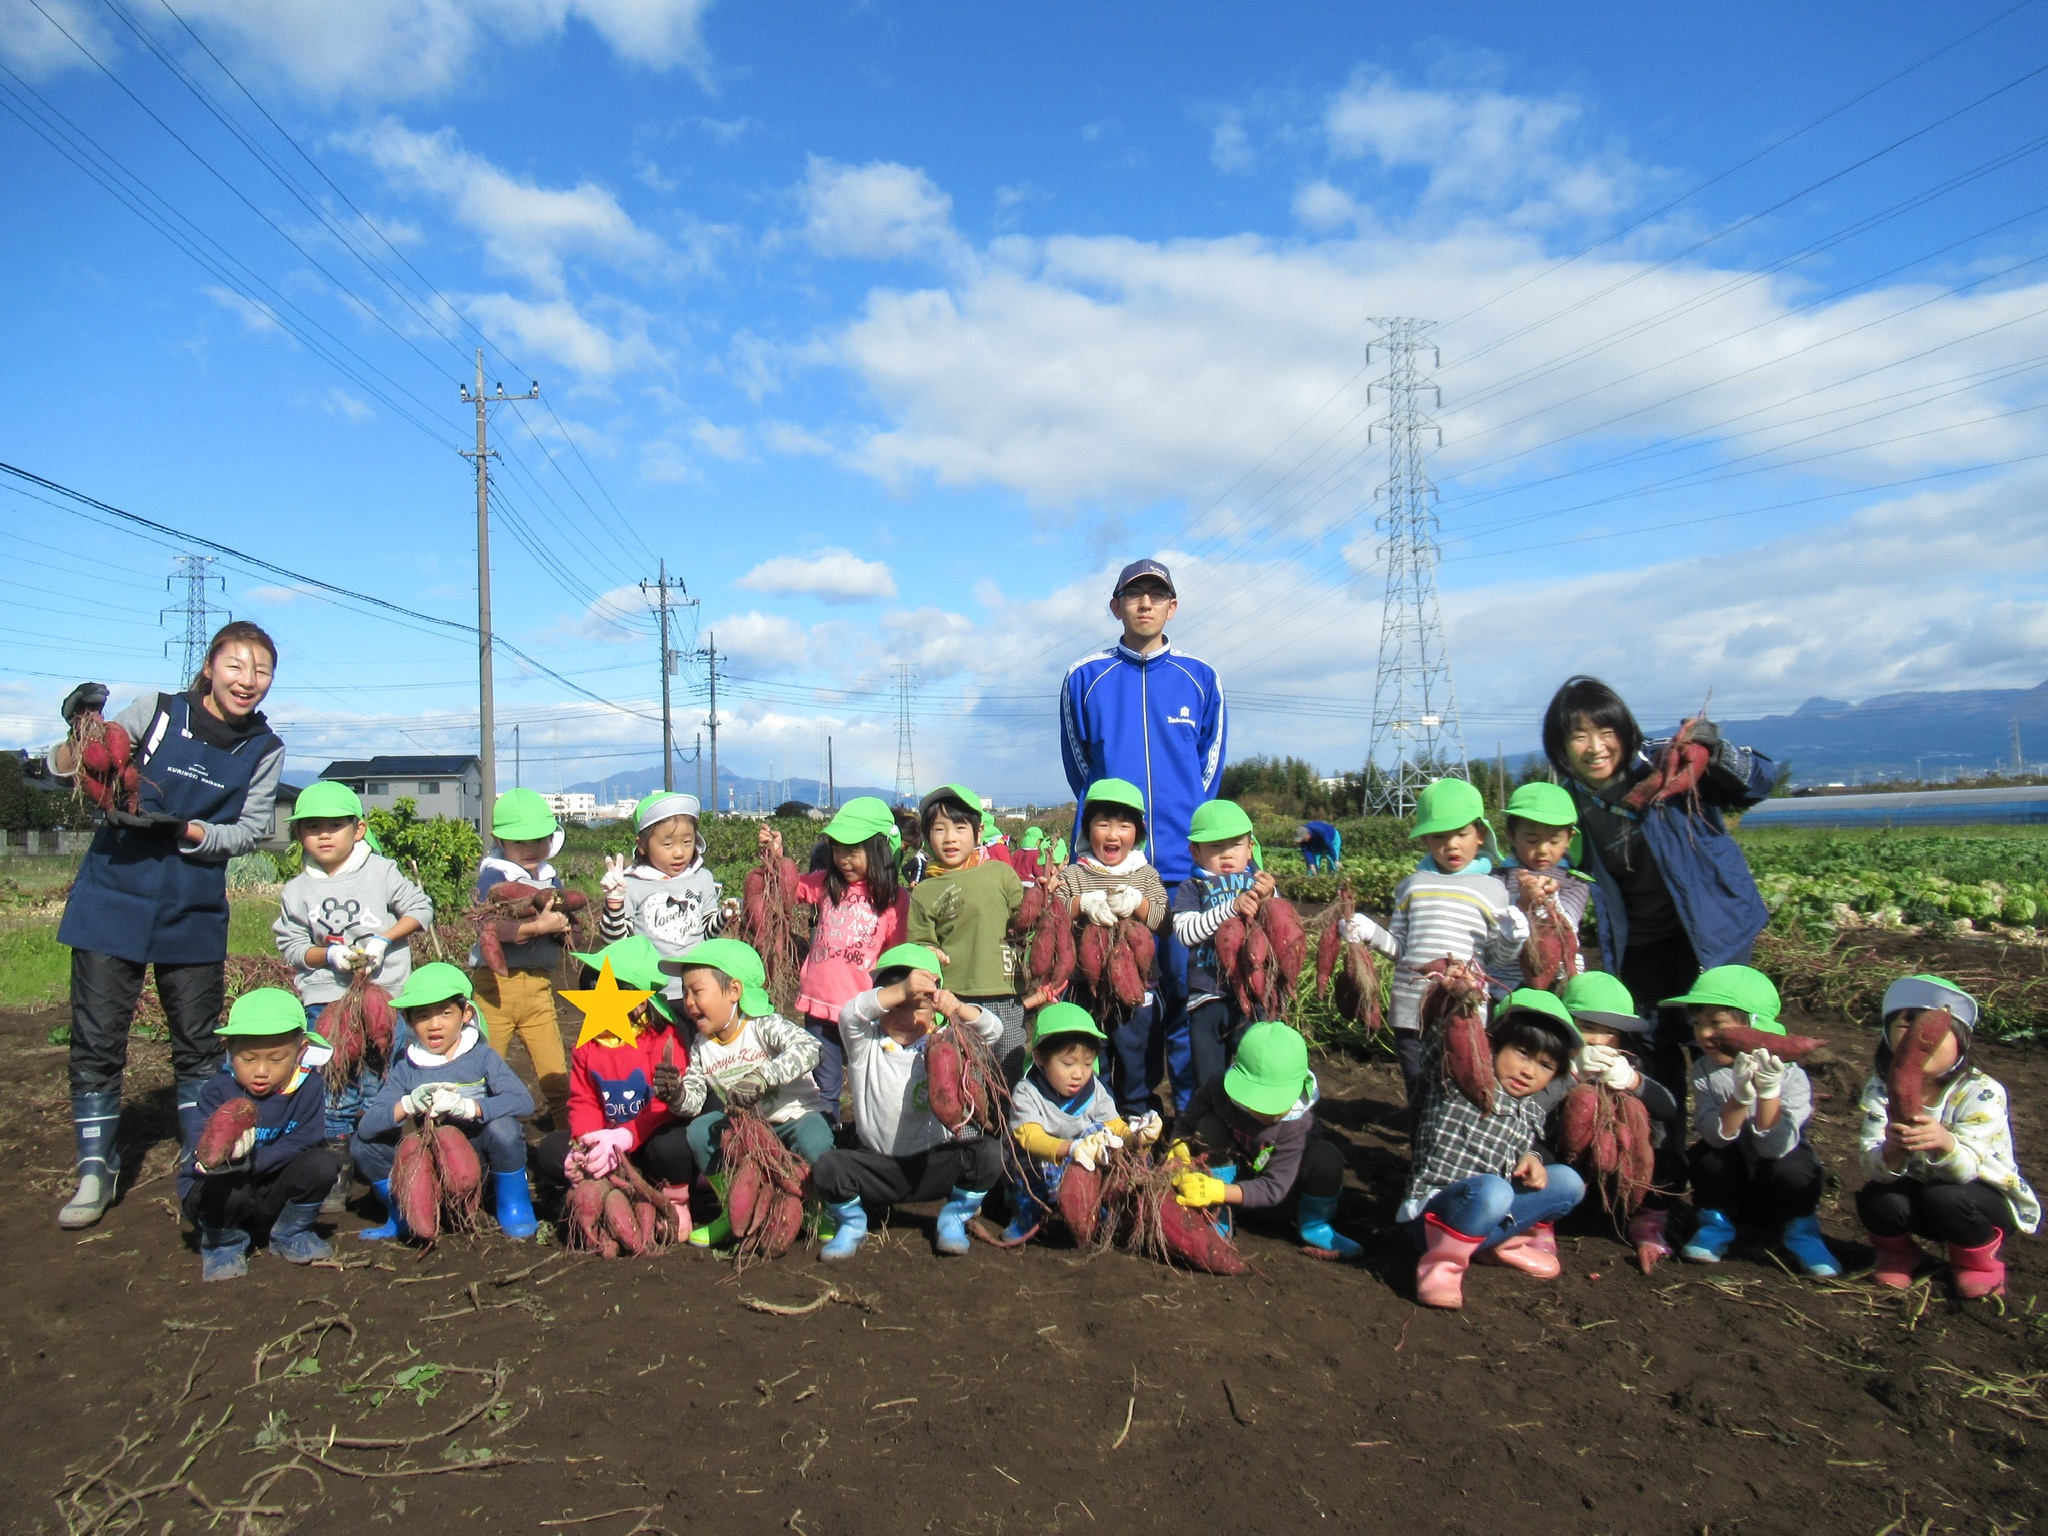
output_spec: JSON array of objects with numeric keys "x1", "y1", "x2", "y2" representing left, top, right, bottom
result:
[{"x1": 1397, "y1": 1031, "x2": 1560, "y2": 1223}]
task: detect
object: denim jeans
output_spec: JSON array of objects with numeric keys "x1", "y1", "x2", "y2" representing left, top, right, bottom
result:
[{"x1": 1416, "y1": 1166, "x2": 1586, "y2": 1250}]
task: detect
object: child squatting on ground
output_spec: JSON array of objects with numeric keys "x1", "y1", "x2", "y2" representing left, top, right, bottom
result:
[
  {"x1": 1004, "y1": 1001, "x2": 1164, "y2": 1244},
  {"x1": 273, "y1": 780, "x2": 433, "y2": 1213},
  {"x1": 598, "y1": 791, "x2": 726, "y2": 980},
  {"x1": 1562, "y1": 970, "x2": 1685, "y2": 1270},
  {"x1": 1168, "y1": 1019, "x2": 1362, "y2": 1260},
  {"x1": 811, "y1": 944, "x2": 1005, "y2": 1260},
  {"x1": 1403, "y1": 989, "x2": 1587, "y2": 1309},
  {"x1": 1491, "y1": 781, "x2": 1590, "y2": 995},
  {"x1": 1857, "y1": 973, "x2": 2038, "y2": 1299},
  {"x1": 1056, "y1": 778, "x2": 1171, "y2": 1112},
  {"x1": 472, "y1": 788, "x2": 575, "y2": 1124},
  {"x1": 1170, "y1": 799, "x2": 1277, "y2": 1116},
  {"x1": 1673, "y1": 965, "x2": 1840, "y2": 1277},
  {"x1": 907, "y1": 784, "x2": 1027, "y2": 1075},
  {"x1": 180, "y1": 987, "x2": 339, "y2": 1281},
  {"x1": 351, "y1": 962, "x2": 537, "y2": 1241}
]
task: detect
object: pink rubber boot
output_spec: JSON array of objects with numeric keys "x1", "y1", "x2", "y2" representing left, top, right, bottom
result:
[
  {"x1": 1948, "y1": 1236, "x2": 2006, "y2": 1300},
  {"x1": 1867, "y1": 1231, "x2": 1921, "y2": 1290},
  {"x1": 1480, "y1": 1222, "x2": 1561, "y2": 1278},
  {"x1": 1415, "y1": 1214, "x2": 1486, "y2": 1309}
]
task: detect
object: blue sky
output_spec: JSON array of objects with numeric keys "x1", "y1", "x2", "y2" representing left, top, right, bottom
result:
[{"x1": 4, "y1": 0, "x2": 2048, "y2": 802}]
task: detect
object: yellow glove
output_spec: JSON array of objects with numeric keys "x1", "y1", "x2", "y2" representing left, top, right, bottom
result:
[
  {"x1": 1163, "y1": 1139, "x2": 1193, "y2": 1168},
  {"x1": 1173, "y1": 1170, "x2": 1229, "y2": 1208}
]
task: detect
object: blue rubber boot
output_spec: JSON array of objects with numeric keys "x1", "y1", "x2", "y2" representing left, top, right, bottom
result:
[
  {"x1": 1002, "y1": 1207, "x2": 1041, "y2": 1244},
  {"x1": 1780, "y1": 1214, "x2": 1842, "y2": 1278},
  {"x1": 493, "y1": 1171, "x2": 537, "y2": 1240},
  {"x1": 1681, "y1": 1207, "x2": 1737, "y2": 1263},
  {"x1": 58, "y1": 1091, "x2": 122, "y2": 1230},
  {"x1": 201, "y1": 1225, "x2": 250, "y2": 1281},
  {"x1": 268, "y1": 1200, "x2": 333, "y2": 1264},
  {"x1": 1211, "y1": 1164, "x2": 1238, "y2": 1238},
  {"x1": 819, "y1": 1199, "x2": 867, "y2": 1261},
  {"x1": 357, "y1": 1178, "x2": 407, "y2": 1242},
  {"x1": 1295, "y1": 1191, "x2": 1363, "y2": 1260},
  {"x1": 934, "y1": 1187, "x2": 986, "y2": 1256}
]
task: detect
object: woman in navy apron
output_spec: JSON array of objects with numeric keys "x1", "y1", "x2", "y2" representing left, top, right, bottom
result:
[{"x1": 49, "y1": 622, "x2": 284, "y2": 1228}]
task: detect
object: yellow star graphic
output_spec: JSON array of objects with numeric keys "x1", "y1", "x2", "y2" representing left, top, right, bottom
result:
[{"x1": 559, "y1": 958, "x2": 654, "y2": 1049}]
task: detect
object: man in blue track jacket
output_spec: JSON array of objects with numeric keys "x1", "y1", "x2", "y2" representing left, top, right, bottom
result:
[{"x1": 1059, "y1": 559, "x2": 1227, "y2": 1108}]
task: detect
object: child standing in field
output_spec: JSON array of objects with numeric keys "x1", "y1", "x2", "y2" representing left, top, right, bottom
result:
[
  {"x1": 180, "y1": 988, "x2": 337, "y2": 1281},
  {"x1": 1491, "y1": 781, "x2": 1589, "y2": 996},
  {"x1": 1340, "y1": 779, "x2": 1528, "y2": 1106},
  {"x1": 1403, "y1": 990, "x2": 1586, "y2": 1308},
  {"x1": 273, "y1": 780, "x2": 433, "y2": 1212},
  {"x1": 759, "y1": 797, "x2": 909, "y2": 1129},
  {"x1": 812, "y1": 945, "x2": 1006, "y2": 1260},
  {"x1": 471, "y1": 788, "x2": 574, "y2": 1126},
  {"x1": 907, "y1": 783, "x2": 1027, "y2": 1073},
  {"x1": 1057, "y1": 779, "x2": 1171, "y2": 1106},
  {"x1": 1857, "y1": 974, "x2": 2037, "y2": 1299},
  {"x1": 353, "y1": 962, "x2": 538, "y2": 1241},
  {"x1": 1671, "y1": 965, "x2": 1840, "y2": 1277},
  {"x1": 597, "y1": 792, "x2": 726, "y2": 973},
  {"x1": 1169, "y1": 799, "x2": 1275, "y2": 1115},
  {"x1": 1003, "y1": 1002, "x2": 1162, "y2": 1244},
  {"x1": 1562, "y1": 970, "x2": 1683, "y2": 1270}
]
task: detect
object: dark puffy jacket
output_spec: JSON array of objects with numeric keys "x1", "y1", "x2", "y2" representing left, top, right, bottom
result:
[{"x1": 1568, "y1": 736, "x2": 1774, "y2": 969}]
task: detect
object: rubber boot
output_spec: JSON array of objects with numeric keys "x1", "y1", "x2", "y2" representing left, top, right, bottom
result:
[
  {"x1": 1628, "y1": 1207, "x2": 1673, "y2": 1273},
  {"x1": 1868, "y1": 1230, "x2": 1922, "y2": 1290},
  {"x1": 357, "y1": 1178, "x2": 407, "y2": 1242},
  {"x1": 658, "y1": 1185, "x2": 693, "y2": 1244},
  {"x1": 1681, "y1": 1207, "x2": 1736, "y2": 1263},
  {"x1": 1780, "y1": 1214, "x2": 1841, "y2": 1278},
  {"x1": 1211, "y1": 1163, "x2": 1238, "y2": 1238},
  {"x1": 1481, "y1": 1221, "x2": 1561, "y2": 1278},
  {"x1": 1415, "y1": 1213, "x2": 1485, "y2": 1309},
  {"x1": 1001, "y1": 1202, "x2": 1041, "y2": 1245},
  {"x1": 174, "y1": 1075, "x2": 215, "y2": 1160},
  {"x1": 200, "y1": 1225, "x2": 251, "y2": 1282},
  {"x1": 319, "y1": 1139, "x2": 353, "y2": 1216},
  {"x1": 1948, "y1": 1235, "x2": 2006, "y2": 1300},
  {"x1": 268, "y1": 1200, "x2": 333, "y2": 1264},
  {"x1": 493, "y1": 1170, "x2": 538, "y2": 1240},
  {"x1": 58, "y1": 1091, "x2": 122, "y2": 1230},
  {"x1": 935, "y1": 1187, "x2": 986, "y2": 1255},
  {"x1": 690, "y1": 1173, "x2": 733, "y2": 1249},
  {"x1": 1295, "y1": 1191, "x2": 1363, "y2": 1260},
  {"x1": 819, "y1": 1198, "x2": 868, "y2": 1261}
]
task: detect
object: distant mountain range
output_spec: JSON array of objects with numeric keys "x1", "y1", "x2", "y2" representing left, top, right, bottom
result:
[
  {"x1": 1720, "y1": 679, "x2": 2048, "y2": 785},
  {"x1": 563, "y1": 762, "x2": 899, "y2": 811}
]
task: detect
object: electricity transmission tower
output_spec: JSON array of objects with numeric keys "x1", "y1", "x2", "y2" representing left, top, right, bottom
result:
[
  {"x1": 1364, "y1": 318, "x2": 1469, "y2": 817},
  {"x1": 893, "y1": 665, "x2": 917, "y2": 806},
  {"x1": 462, "y1": 348, "x2": 540, "y2": 830},
  {"x1": 640, "y1": 562, "x2": 697, "y2": 792},
  {"x1": 162, "y1": 555, "x2": 227, "y2": 681}
]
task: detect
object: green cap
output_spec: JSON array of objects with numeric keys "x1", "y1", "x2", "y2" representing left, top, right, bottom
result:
[
  {"x1": 1663, "y1": 964, "x2": 1783, "y2": 1033},
  {"x1": 1020, "y1": 827, "x2": 1045, "y2": 850},
  {"x1": 1083, "y1": 778, "x2": 1146, "y2": 816},
  {"x1": 491, "y1": 787, "x2": 558, "y2": 842},
  {"x1": 634, "y1": 791, "x2": 700, "y2": 833},
  {"x1": 218, "y1": 986, "x2": 308, "y2": 1038},
  {"x1": 662, "y1": 937, "x2": 772, "y2": 1017},
  {"x1": 919, "y1": 782, "x2": 981, "y2": 822},
  {"x1": 1561, "y1": 971, "x2": 1648, "y2": 1033},
  {"x1": 290, "y1": 781, "x2": 364, "y2": 825},
  {"x1": 1504, "y1": 781, "x2": 1578, "y2": 829},
  {"x1": 825, "y1": 796, "x2": 900, "y2": 852},
  {"x1": 1409, "y1": 778, "x2": 1489, "y2": 839},
  {"x1": 1498, "y1": 987, "x2": 1585, "y2": 1048},
  {"x1": 873, "y1": 942, "x2": 945, "y2": 983},
  {"x1": 1030, "y1": 1001, "x2": 1107, "y2": 1046},
  {"x1": 1187, "y1": 799, "x2": 1255, "y2": 844},
  {"x1": 392, "y1": 961, "x2": 476, "y2": 1011},
  {"x1": 1222, "y1": 1021, "x2": 1313, "y2": 1117},
  {"x1": 573, "y1": 936, "x2": 675, "y2": 1019}
]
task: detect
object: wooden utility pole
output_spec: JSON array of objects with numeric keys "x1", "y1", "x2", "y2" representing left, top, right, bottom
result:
[{"x1": 461, "y1": 349, "x2": 538, "y2": 829}]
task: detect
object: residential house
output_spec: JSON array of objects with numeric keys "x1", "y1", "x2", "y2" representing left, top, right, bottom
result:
[{"x1": 321, "y1": 756, "x2": 484, "y2": 827}]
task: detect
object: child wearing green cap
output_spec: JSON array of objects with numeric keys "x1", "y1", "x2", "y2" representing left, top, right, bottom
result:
[
  {"x1": 759, "y1": 798, "x2": 909, "y2": 1129},
  {"x1": 1856, "y1": 974, "x2": 2037, "y2": 1300},
  {"x1": 1561, "y1": 971, "x2": 1683, "y2": 1270},
  {"x1": 1002, "y1": 1002, "x2": 1163, "y2": 1244},
  {"x1": 907, "y1": 784, "x2": 1027, "y2": 1075},
  {"x1": 812, "y1": 944, "x2": 1007, "y2": 1259},
  {"x1": 1058, "y1": 780, "x2": 1172, "y2": 1102},
  {"x1": 353, "y1": 962, "x2": 538, "y2": 1241},
  {"x1": 598, "y1": 792, "x2": 726, "y2": 966},
  {"x1": 1403, "y1": 991, "x2": 1586, "y2": 1307},
  {"x1": 1167, "y1": 1020, "x2": 1360, "y2": 1260},
  {"x1": 273, "y1": 780, "x2": 435, "y2": 1212},
  {"x1": 471, "y1": 788, "x2": 575, "y2": 1125},
  {"x1": 1491, "y1": 781, "x2": 1589, "y2": 997},
  {"x1": 179, "y1": 987, "x2": 339, "y2": 1281},
  {"x1": 1670, "y1": 965, "x2": 1837, "y2": 1276},
  {"x1": 1169, "y1": 799, "x2": 1277, "y2": 1117}
]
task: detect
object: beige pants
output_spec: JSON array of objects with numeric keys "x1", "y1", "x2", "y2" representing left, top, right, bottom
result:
[{"x1": 471, "y1": 967, "x2": 568, "y2": 1120}]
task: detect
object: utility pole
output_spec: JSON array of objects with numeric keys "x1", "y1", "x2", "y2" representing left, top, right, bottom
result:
[
  {"x1": 512, "y1": 723, "x2": 521, "y2": 788},
  {"x1": 695, "y1": 633, "x2": 723, "y2": 816},
  {"x1": 827, "y1": 736, "x2": 835, "y2": 810},
  {"x1": 161, "y1": 555, "x2": 227, "y2": 683},
  {"x1": 894, "y1": 664, "x2": 917, "y2": 806},
  {"x1": 461, "y1": 349, "x2": 539, "y2": 828},
  {"x1": 694, "y1": 731, "x2": 703, "y2": 802},
  {"x1": 640, "y1": 561, "x2": 697, "y2": 792},
  {"x1": 2013, "y1": 717, "x2": 2027, "y2": 776},
  {"x1": 1363, "y1": 318, "x2": 1468, "y2": 817}
]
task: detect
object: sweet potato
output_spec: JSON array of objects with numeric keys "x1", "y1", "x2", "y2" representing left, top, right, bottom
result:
[
  {"x1": 1517, "y1": 878, "x2": 1579, "y2": 993},
  {"x1": 1332, "y1": 942, "x2": 1384, "y2": 1036},
  {"x1": 1623, "y1": 717, "x2": 1712, "y2": 812},
  {"x1": 71, "y1": 710, "x2": 140, "y2": 815},
  {"x1": 1421, "y1": 958, "x2": 1494, "y2": 1114},
  {"x1": 721, "y1": 1105, "x2": 819, "y2": 1268},
  {"x1": 726, "y1": 1159, "x2": 766, "y2": 1239},
  {"x1": 1557, "y1": 1084, "x2": 1601, "y2": 1161},
  {"x1": 1212, "y1": 916, "x2": 1245, "y2": 988},
  {"x1": 1009, "y1": 881, "x2": 1045, "y2": 940},
  {"x1": 322, "y1": 965, "x2": 398, "y2": 1089},
  {"x1": 389, "y1": 1131, "x2": 441, "y2": 1243},
  {"x1": 602, "y1": 1185, "x2": 645, "y2": 1254},
  {"x1": 1315, "y1": 911, "x2": 1344, "y2": 993},
  {"x1": 1260, "y1": 897, "x2": 1307, "y2": 992},
  {"x1": 735, "y1": 853, "x2": 802, "y2": 1014},
  {"x1": 565, "y1": 1178, "x2": 610, "y2": 1252},
  {"x1": 760, "y1": 1192, "x2": 805, "y2": 1258},
  {"x1": 1107, "y1": 925, "x2": 1145, "y2": 1008},
  {"x1": 1714, "y1": 1023, "x2": 1827, "y2": 1061},
  {"x1": 925, "y1": 1028, "x2": 970, "y2": 1132},
  {"x1": 1076, "y1": 923, "x2": 1109, "y2": 991},
  {"x1": 1058, "y1": 1162, "x2": 1103, "y2": 1247},
  {"x1": 1157, "y1": 1195, "x2": 1250, "y2": 1276},
  {"x1": 431, "y1": 1123, "x2": 483, "y2": 1208},
  {"x1": 194, "y1": 1096, "x2": 259, "y2": 1169},
  {"x1": 1559, "y1": 1081, "x2": 1658, "y2": 1221},
  {"x1": 1887, "y1": 1007, "x2": 1955, "y2": 1126}
]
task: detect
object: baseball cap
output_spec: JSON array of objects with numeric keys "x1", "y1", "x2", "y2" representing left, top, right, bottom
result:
[{"x1": 1112, "y1": 559, "x2": 1176, "y2": 598}]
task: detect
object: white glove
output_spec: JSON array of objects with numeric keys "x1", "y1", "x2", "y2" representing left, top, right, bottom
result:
[
  {"x1": 397, "y1": 1087, "x2": 434, "y2": 1118},
  {"x1": 1729, "y1": 1050, "x2": 1761, "y2": 1108},
  {"x1": 326, "y1": 943, "x2": 361, "y2": 981},
  {"x1": 427, "y1": 1086, "x2": 480, "y2": 1121},
  {"x1": 1069, "y1": 1129, "x2": 1123, "y2": 1171},
  {"x1": 1496, "y1": 906, "x2": 1531, "y2": 944},
  {"x1": 1576, "y1": 1045, "x2": 1639, "y2": 1093},
  {"x1": 1128, "y1": 1111, "x2": 1164, "y2": 1146},
  {"x1": 1749, "y1": 1052, "x2": 1789, "y2": 1102},
  {"x1": 601, "y1": 852, "x2": 629, "y2": 900},
  {"x1": 1077, "y1": 889, "x2": 1117, "y2": 927},
  {"x1": 359, "y1": 935, "x2": 390, "y2": 967},
  {"x1": 1340, "y1": 913, "x2": 1380, "y2": 945},
  {"x1": 1105, "y1": 885, "x2": 1142, "y2": 919}
]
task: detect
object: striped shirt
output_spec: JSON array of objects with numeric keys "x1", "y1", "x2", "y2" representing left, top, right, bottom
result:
[{"x1": 1348, "y1": 868, "x2": 1527, "y2": 1034}]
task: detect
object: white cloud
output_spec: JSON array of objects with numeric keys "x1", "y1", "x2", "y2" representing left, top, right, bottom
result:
[
  {"x1": 0, "y1": 0, "x2": 113, "y2": 75},
  {"x1": 1210, "y1": 111, "x2": 1253, "y2": 174},
  {"x1": 798, "y1": 157, "x2": 959, "y2": 261},
  {"x1": 204, "y1": 285, "x2": 286, "y2": 337},
  {"x1": 1290, "y1": 179, "x2": 1358, "y2": 232},
  {"x1": 690, "y1": 419, "x2": 749, "y2": 460},
  {"x1": 735, "y1": 549, "x2": 898, "y2": 604},
  {"x1": 465, "y1": 292, "x2": 659, "y2": 377},
  {"x1": 711, "y1": 610, "x2": 813, "y2": 669},
  {"x1": 322, "y1": 387, "x2": 373, "y2": 423}
]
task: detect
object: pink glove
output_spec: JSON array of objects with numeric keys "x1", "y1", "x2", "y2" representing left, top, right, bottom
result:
[{"x1": 578, "y1": 1126, "x2": 636, "y2": 1178}]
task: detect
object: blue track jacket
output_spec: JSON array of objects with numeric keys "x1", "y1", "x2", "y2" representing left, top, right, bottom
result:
[{"x1": 1060, "y1": 640, "x2": 1226, "y2": 885}]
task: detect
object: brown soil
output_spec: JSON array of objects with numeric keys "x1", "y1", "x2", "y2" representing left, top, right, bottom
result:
[{"x1": 3, "y1": 998, "x2": 2045, "y2": 1536}]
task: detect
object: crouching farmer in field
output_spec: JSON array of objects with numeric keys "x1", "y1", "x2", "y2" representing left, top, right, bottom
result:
[
  {"x1": 180, "y1": 987, "x2": 337, "y2": 1281},
  {"x1": 1403, "y1": 991, "x2": 1586, "y2": 1309},
  {"x1": 351, "y1": 962, "x2": 537, "y2": 1241},
  {"x1": 812, "y1": 945, "x2": 1005, "y2": 1260},
  {"x1": 1167, "y1": 1021, "x2": 1361, "y2": 1260}
]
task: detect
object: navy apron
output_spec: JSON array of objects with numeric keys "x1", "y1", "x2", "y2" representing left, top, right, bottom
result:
[{"x1": 58, "y1": 693, "x2": 279, "y2": 965}]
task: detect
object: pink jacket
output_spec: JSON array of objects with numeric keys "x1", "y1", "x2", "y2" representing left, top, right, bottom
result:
[{"x1": 793, "y1": 871, "x2": 909, "y2": 1023}]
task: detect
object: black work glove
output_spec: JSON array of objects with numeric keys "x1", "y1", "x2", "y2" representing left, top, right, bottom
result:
[
  {"x1": 723, "y1": 1073, "x2": 767, "y2": 1110},
  {"x1": 652, "y1": 1059, "x2": 684, "y2": 1111},
  {"x1": 61, "y1": 682, "x2": 109, "y2": 726},
  {"x1": 1683, "y1": 718, "x2": 1720, "y2": 749},
  {"x1": 104, "y1": 808, "x2": 186, "y2": 835}
]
